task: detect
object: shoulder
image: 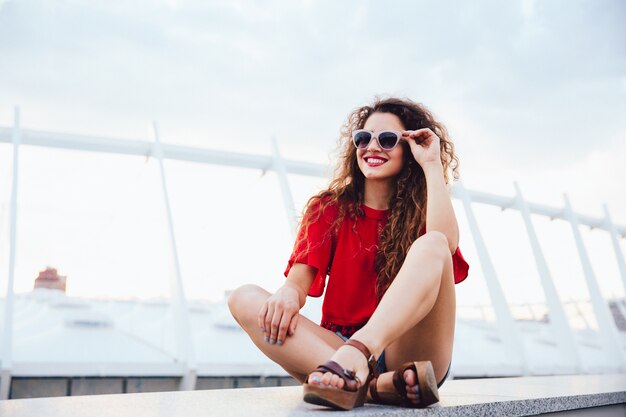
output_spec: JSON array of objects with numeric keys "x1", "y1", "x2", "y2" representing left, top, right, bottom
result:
[{"x1": 306, "y1": 195, "x2": 340, "y2": 222}]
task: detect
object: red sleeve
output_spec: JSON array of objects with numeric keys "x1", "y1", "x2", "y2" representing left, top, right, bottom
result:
[
  {"x1": 452, "y1": 246, "x2": 469, "y2": 284},
  {"x1": 284, "y1": 202, "x2": 338, "y2": 297}
]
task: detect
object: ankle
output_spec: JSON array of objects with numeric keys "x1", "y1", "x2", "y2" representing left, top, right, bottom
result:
[{"x1": 349, "y1": 332, "x2": 383, "y2": 361}]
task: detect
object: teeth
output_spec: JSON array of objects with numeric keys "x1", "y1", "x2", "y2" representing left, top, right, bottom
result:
[{"x1": 366, "y1": 158, "x2": 386, "y2": 164}]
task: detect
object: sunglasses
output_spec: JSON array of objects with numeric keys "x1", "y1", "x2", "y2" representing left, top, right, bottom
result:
[{"x1": 351, "y1": 129, "x2": 403, "y2": 151}]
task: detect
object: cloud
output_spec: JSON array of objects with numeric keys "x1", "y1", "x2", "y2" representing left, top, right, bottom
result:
[
  {"x1": 1, "y1": 0, "x2": 625, "y2": 304},
  {"x1": 0, "y1": 0, "x2": 624, "y2": 168}
]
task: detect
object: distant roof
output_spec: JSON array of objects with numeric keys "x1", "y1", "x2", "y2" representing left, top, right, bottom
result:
[{"x1": 2, "y1": 288, "x2": 623, "y2": 378}]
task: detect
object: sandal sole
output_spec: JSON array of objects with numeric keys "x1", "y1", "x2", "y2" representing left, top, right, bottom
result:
[
  {"x1": 303, "y1": 382, "x2": 368, "y2": 411},
  {"x1": 415, "y1": 361, "x2": 440, "y2": 407},
  {"x1": 370, "y1": 360, "x2": 440, "y2": 408}
]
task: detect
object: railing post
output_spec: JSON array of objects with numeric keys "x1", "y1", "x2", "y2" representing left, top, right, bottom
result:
[
  {"x1": 271, "y1": 137, "x2": 297, "y2": 239},
  {"x1": 151, "y1": 122, "x2": 197, "y2": 390},
  {"x1": 1, "y1": 107, "x2": 21, "y2": 400},
  {"x1": 454, "y1": 181, "x2": 528, "y2": 374},
  {"x1": 514, "y1": 182, "x2": 582, "y2": 372},
  {"x1": 603, "y1": 204, "x2": 626, "y2": 296},
  {"x1": 563, "y1": 194, "x2": 626, "y2": 370}
]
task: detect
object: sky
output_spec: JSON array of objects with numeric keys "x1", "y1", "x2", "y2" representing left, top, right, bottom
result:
[{"x1": 0, "y1": 0, "x2": 625, "y2": 313}]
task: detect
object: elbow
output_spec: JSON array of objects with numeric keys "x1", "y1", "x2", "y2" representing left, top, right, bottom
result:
[
  {"x1": 448, "y1": 233, "x2": 459, "y2": 255},
  {"x1": 449, "y1": 243, "x2": 458, "y2": 255}
]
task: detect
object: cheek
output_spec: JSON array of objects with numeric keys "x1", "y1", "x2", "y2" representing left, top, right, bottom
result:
[
  {"x1": 391, "y1": 147, "x2": 405, "y2": 164},
  {"x1": 391, "y1": 150, "x2": 407, "y2": 173},
  {"x1": 355, "y1": 151, "x2": 366, "y2": 171}
]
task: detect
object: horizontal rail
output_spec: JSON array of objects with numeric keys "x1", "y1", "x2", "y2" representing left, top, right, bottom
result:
[
  {"x1": 0, "y1": 127, "x2": 327, "y2": 177},
  {"x1": 456, "y1": 189, "x2": 626, "y2": 236},
  {"x1": 1, "y1": 126, "x2": 624, "y2": 237}
]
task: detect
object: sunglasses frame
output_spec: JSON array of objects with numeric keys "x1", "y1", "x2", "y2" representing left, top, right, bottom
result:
[{"x1": 351, "y1": 129, "x2": 404, "y2": 151}]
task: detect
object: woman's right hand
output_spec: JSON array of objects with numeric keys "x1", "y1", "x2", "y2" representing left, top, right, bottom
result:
[{"x1": 258, "y1": 283, "x2": 303, "y2": 346}]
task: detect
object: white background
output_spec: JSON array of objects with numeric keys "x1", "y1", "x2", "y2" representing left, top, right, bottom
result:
[{"x1": 0, "y1": 0, "x2": 625, "y2": 312}]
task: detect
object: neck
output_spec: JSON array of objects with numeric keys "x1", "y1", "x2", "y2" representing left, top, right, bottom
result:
[{"x1": 363, "y1": 178, "x2": 394, "y2": 210}]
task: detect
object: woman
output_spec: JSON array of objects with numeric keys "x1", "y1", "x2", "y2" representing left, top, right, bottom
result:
[{"x1": 228, "y1": 97, "x2": 469, "y2": 410}]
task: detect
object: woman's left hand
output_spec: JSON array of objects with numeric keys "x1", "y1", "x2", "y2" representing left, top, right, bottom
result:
[{"x1": 403, "y1": 129, "x2": 441, "y2": 167}]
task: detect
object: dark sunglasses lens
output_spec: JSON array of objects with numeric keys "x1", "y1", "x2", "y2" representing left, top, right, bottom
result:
[
  {"x1": 353, "y1": 131, "x2": 372, "y2": 148},
  {"x1": 378, "y1": 132, "x2": 399, "y2": 149}
]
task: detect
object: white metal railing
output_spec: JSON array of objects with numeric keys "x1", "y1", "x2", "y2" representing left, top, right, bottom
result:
[{"x1": 1, "y1": 107, "x2": 626, "y2": 398}]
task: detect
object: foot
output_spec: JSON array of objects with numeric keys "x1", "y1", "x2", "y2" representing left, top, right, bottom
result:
[
  {"x1": 368, "y1": 369, "x2": 422, "y2": 404},
  {"x1": 307, "y1": 344, "x2": 370, "y2": 390}
]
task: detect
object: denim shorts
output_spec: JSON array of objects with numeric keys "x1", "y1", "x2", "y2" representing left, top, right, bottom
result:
[{"x1": 335, "y1": 331, "x2": 450, "y2": 387}]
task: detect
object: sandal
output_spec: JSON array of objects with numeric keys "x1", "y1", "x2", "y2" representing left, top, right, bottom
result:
[
  {"x1": 303, "y1": 339, "x2": 379, "y2": 410},
  {"x1": 368, "y1": 361, "x2": 439, "y2": 408}
]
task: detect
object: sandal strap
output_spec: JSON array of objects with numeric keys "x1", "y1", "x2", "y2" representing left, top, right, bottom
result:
[
  {"x1": 368, "y1": 377, "x2": 382, "y2": 403},
  {"x1": 392, "y1": 366, "x2": 408, "y2": 396},
  {"x1": 346, "y1": 339, "x2": 379, "y2": 379},
  {"x1": 313, "y1": 361, "x2": 359, "y2": 391},
  {"x1": 392, "y1": 362, "x2": 422, "y2": 407}
]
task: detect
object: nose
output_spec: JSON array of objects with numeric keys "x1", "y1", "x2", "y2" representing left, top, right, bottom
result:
[{"x1": 365, "y1": 135, "x2": 381, "y2": 151}]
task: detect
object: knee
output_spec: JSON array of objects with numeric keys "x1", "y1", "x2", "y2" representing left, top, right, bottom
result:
[
  {"x1": 227, "y1": 284, "x2": 264, "y2": 321},
  {"x1": 409, "y1": 231, "x2": 450, "y2": 261}
]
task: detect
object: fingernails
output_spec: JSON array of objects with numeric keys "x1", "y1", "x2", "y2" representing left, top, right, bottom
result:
[
  {"x1": 269, "y1": 339, "x2": 276, "y2": 345},
  {"x1": 277, "y1": 340, "x2": 283, "y2": 346},
  {"x1": 264, "y1": 336, "x2": 269, "y2": 343},
  {"x1": 310, "y1": 376, "x2": 321, "y2": 383}
]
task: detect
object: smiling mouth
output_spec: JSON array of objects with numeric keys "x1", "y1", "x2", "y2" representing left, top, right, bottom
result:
[{"x1": 364, "y1": 156, "x2": 388, "y2": 166}]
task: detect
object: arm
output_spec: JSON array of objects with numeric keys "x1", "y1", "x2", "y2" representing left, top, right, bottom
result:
[
  {"x1": 258, "y1": 263, "x2": 315, "y2": 346},
  {"x1": 423, "y1": 161, "x2": 460, "y2": 253},
  {"x1": 403, "y1": 129, "x2": 459, "y2": 253},
  {"x1": 283, "y1": 263, "x2": 316, "y2": 308}
]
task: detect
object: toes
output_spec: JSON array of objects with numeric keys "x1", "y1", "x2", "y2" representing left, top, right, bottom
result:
[
  {"x1": 404, "y1": 369, "x2": 417, "y2": 386},
  {"x1": 330, "y1": 374, "x2": 343, "y2": 389},
  {"x1": 405, "y1": 384, "x2": 421, "y2": 404},
  {"x1": 308, "y1": 371, "x2": 346, "y2": 389},
  {"x1": 320, "y1": 372, "x2": 332, "y2": 386},
  {"x1": 309, "y1": 371, "x2": 335, "y2": 387},
  {"x1": 404, "y1": 369, "x2": 420, "y2": 404},
  {"x1": 309, "y1": 371, "x2": 323, "y2": 385}
]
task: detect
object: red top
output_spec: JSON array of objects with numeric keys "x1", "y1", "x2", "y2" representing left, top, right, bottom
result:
[{"x1": 284, "y1": 201, "x2": 469, "y2": 328}]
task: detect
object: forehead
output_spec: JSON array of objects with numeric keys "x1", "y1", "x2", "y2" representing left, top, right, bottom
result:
[{"x1": 363, "y1": 112, "x2": 404, "y2": 131}]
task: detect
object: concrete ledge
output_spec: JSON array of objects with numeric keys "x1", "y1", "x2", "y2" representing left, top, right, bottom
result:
[
  {"x1": 0, "y1": 374, "x2": 624, "y2": 416},
  {"x1": 7, "y1": 375, "x2": 299, "y2": 398}
]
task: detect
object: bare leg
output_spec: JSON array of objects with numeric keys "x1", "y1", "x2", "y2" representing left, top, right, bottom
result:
[
  {"x1": 228, "y1": 284, "x2": 344, "y2": 382},
  {"x1": 308, "y1": 231, "x2": 456, "y2": 401}
]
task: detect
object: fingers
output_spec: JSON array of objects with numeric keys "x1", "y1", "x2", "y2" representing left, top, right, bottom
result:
[
  {"x1": 261, "y1": 302, "x2": 296, "y2": 346},
  {"x1": 268, "y1": 306, "x2": 282, "y2": 345},
  {"x1": 276, "y1": 310, "x2": 292, "y2": 345},
  {"x1": 258, "y1": 289, "x2": 301, "y2": 346},
  {"x1": 275, "y1": 302, "x2": 300, "y2": 344},
  {"x1": 403, "y1": 128, "x2": 433, "y2": 144},
  {"x1": 403, "y1": 127, "x2": 432, "y2": 135},
  {"x1": 257, "y1": 303, "x2": 268, "y2": 333},
  {"x1": 263, "y1": 303, "x2": 274, "y2": 343},
  {"x1": 288, "y1": 314, "x2": 299, "y2": 336},
  {"x1": 260, "y1": 302, "x2": 276, "y2": 343}
]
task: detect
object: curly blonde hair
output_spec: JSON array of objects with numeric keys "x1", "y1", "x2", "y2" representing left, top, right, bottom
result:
[{"x1": 297, "y1": 97, "x2": 460, "y2": 300}]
